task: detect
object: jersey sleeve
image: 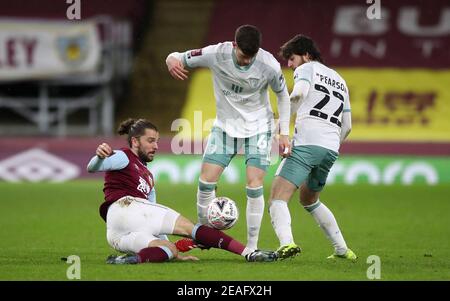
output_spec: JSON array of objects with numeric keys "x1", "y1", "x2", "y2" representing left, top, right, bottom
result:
[
  {"x1": 182, "y1": 44, "x2": 218, "y2": 68},
  {"x1": 341, "y1": 86, "x2": 352, "y2": 143},
  {"x1": 269, "y1": 63, "x2": 287, "y2": 94},
  {"x1": 294, "y1": 63, "x2": 313, "y2": 85},
  {"x1": 343, "y1": 93, "x2": 351, "y2": 113},
  {"x1": 86, "y1": 150, "x2": 129, "y2": 172},
  {"x1": 267, "y1": 60, "x2": 290, "y2": 135},
  {"x1": 340, "y1": 100, "x2": 352, "y2": 143},
  {"x1": 290, "y1": 79, "x2": 311, "y2": 115}
]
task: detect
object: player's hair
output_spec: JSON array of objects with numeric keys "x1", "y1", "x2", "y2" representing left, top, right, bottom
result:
[
  {"x1": 235, "y1": 25, "x2": 261, "y2": 57},
  {"x1": 279, "y1": 34, "x2": 323, "y2": 63},
  {"x1": 117, "y1": 118, "x2": 158, "y2": 147}
]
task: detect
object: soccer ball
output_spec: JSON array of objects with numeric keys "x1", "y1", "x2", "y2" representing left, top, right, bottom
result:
[{"x1": 207, "y1": 197, "x2": 239, "y2": 230}]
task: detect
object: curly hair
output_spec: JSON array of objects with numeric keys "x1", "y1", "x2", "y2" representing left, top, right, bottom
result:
[{"x1": 279, "y1": 34, "x2": 323, "y2": 63}]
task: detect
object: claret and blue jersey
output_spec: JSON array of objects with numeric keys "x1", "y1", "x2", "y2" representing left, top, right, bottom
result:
[{"x1": 87, "y1": 148, "x2": 156, "y2": 221}]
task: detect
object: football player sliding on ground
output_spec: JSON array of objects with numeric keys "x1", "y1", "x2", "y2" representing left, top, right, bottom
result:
[{"x1": 87, "y1": 118, "x2": 277, "y2": 264}]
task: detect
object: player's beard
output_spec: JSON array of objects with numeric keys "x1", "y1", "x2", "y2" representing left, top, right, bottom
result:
[{"x1": 136, "y1": 144, "x2": 153, "y2": 163}]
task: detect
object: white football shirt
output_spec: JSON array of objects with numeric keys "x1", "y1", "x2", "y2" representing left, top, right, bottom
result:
[
  {"x1": 292, "y1": 61, "x2": 351, "y2": 152},
  {"x1": 182, "y1": 42, "x2": 288, "y2": 138}
]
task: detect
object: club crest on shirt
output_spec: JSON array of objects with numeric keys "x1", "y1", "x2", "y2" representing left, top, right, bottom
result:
[
  {"x1": 248, "y1": 78, "x2": 259, "y2": 89},
  {"x1": 137, "y1": 176, "x2": 150, "y2": 194}
]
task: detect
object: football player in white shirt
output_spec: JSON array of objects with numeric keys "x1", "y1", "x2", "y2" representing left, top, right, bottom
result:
[
  {"x1": 269, "y1": 34, "x2": 357, "y2": 260},
  {"x1": 166, "y1": 25, "x2": 291, "y2": 253}
]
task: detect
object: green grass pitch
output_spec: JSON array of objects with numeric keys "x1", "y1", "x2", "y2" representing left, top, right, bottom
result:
[{"x1": 0, "y1": 181, "x2": 449, "y2": 280}]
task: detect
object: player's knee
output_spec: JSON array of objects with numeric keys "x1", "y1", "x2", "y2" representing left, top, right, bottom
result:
[
  {"x1": 199, "y1": 174, "x2": 213, "y2": 184},
  {"x1": 299, "y1": 185, "x2": 319, "y2": 206},
  {"x1": 299, "y1": 196, "x2": 314, "y2": 206},
  {"x1": 299, "y1": 193, "x2": 313, "y2": 206},
  {"x1": 199, "y1": 163, "x2": 223, "y2": 183},
  {"x1": 173, "y1": 215, "x2": 195, "y2": 237},
  {"x1": 270, "y1": 185, "x2": 282, "y2": 200},
  {"x1": 270, "y1": 177, "x2": 286, "y2": 200},
  {"x1": 246, "y1": 177, "x2": 263, "y2": 188},
  {"x1": 246, "y1": 165, "x2": 265, "y2": 187},
  {"x1": 177, "y1": 228, "x2": 192, "y2": 237}
]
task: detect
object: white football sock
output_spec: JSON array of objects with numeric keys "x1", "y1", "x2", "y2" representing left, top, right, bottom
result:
[
  {"x1": 246, "y1": 186, "x2": 264, "y2": 250},
  {"x1": 197, "y1": 179, "x2": 217, "y2": 225},
  {"x1": 269, "y1": 199, "x2": 294, "y2": 246},
  {"x1": 304, "y1": 200, "x2": 348, "y2": 255}
]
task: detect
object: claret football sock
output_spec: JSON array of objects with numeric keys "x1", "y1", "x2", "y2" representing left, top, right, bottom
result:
[
  {"x1": 197, "y1": 179, "x2": 217, "y2": 224},
  {"x1": 192, "y1": 224, "x2": 245, "y2": 256},
  {"x1": 246, "y1": 186, "x2": 264, "y2": 250},
  {"x1": 137, "y1": 246, "x2": 172, "y2": 263},
  {"x1": 304, "y1": 200, "x2": 348, "y2": 255}
]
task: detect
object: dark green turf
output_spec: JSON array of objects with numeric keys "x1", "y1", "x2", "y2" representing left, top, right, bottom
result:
[{"x1": 0, "y1": 181, "x2": 449, "y2": 280}]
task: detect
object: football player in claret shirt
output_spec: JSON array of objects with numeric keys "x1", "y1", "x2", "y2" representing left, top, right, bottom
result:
[
  {"x1": 166, "y1": 25, "x2": 291, "y2": 252},
  {"x1": 87, "y1": 118, "x2": 278, "y2": 264},
  {"x1": 269, "y1": 35, "x2": 357, "y2": 261}
]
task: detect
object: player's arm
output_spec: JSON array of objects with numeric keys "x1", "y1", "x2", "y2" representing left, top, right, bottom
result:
[
  {"x1": 166, "y1": 44, "x2": 217, "y2": 80},
  {"x1": 274, "y1": 87, "x2": 291, "y2": 136},
  {"x1": 290, "y1": 80, "x2": 310, "y2": 116},
  {"x1": 290, "y1": 63, "x2": 313, "y2": 115},
  {"x1": 86, "y1": 143, "x2": 129, "y2": 172},
  {"x1": 270, "y1": 67, "x2": 291, "y2": 156},
  {"x1": 340, "y1": 97, "x2": 352, "y2": 143},
  {"x1": 275, "y1": 87, "x2": 292, "y2": 157}
]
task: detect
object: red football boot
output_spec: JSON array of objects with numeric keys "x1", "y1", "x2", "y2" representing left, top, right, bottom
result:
[{"x1": 175, "y1": 238, "x2": 210, "y2": 252}]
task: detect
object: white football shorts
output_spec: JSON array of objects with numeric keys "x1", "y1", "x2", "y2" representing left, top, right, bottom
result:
[{"x1": 106, "y1": 196, "x2": 180, "y2": 253}]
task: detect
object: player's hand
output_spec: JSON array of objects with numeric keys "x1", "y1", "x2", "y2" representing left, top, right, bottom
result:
[
  {"x1": 176, "y1": 254, "x2": 200, "y2": 261},
  {"x1": 96, "y1": 143, "x2": 113, "y2": 159},
  {"x1": 278, "y1": 135, "x2": 291, "y2": 158},
  {"x1": 290, "y1": 94, "x2": 301, "y2": 103},
  {"x1": 166, "y1": 56, "x2": 189, "y2": 80}
]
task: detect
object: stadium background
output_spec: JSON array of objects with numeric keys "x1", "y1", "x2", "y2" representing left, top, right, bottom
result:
[{"x1": 0, "y1": 0, "x2": 449, "y2": 281}]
